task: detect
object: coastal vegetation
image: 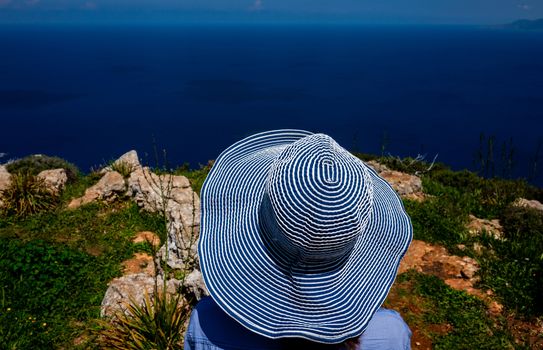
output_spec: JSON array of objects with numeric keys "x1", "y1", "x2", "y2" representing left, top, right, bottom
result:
[
  {"x1": 6, "y1": 155, "x2": 79, "y2": 183},
  {"x1": 0, "y1": 152, "x2": 542, "y2": 348}
]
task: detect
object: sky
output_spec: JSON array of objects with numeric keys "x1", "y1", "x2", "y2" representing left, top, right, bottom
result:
[{"x1": 0, "y1": 0, "x2": 542, "y2": 25}]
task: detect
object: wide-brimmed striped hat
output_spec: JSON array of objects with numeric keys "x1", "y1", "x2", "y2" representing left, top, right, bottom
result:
[{"x1": 199, "y1": 129, "x2": 412, "y2": 344}]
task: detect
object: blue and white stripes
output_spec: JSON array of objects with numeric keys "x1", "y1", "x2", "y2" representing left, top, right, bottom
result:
[{"x1": 199, "y1": 129, "x2": 412, "y2": 343}]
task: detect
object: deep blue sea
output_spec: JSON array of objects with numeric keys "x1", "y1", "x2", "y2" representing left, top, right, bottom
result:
[{"x1": 1, "y1": 24, "x2": 542, "y2": 183}]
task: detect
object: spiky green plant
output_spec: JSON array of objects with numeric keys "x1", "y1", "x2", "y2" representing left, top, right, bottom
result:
[
  {"x1": 0, "y1": 172, "x2": 59, "y2": 218},
  {"x1": 98, "y1": 290, "x2": 190, "y2": 350}
]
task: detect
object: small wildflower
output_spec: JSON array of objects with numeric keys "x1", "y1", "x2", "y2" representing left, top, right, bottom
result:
[
  {"x1": 6, "y1": 308, "x2": 10, "y2": 311},
  {"x1": 42, "y1": 322, "x2": 47, "y2": 327}
]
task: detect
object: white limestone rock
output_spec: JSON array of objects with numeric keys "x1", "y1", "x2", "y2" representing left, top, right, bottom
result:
[
  {"x1": 68, "y1": 171, "x2": 126, "y2": 209},
  {"x1": 37, "y1": 168, "x2": 68, "y2": 195}
]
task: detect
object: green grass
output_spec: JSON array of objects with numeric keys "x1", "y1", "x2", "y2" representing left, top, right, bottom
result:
[
  {"x1": 0, "y1": 239, "x2": 118, "y2": 349},
  {"x1": 0, "y1": 198, "x2": 166, "y2": 348},
  {"x1": 0, "y1": 201, "x2": 165, "y2": 255},
  {"x1": 398, "y1": 165, "x2": 543, "y2": 318}
]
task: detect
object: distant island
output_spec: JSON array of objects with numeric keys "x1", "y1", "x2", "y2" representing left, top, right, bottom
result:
[{"x1": 504, "y1": 18, "x2": 543, "y2": 30}]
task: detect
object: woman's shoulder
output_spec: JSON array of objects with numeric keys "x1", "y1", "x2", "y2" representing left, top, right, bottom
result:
[{"x1": 360, "y1": 308, "x2": 412, "y2": 350}]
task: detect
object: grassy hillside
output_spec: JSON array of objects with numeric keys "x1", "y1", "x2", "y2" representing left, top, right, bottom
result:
[{"x1": 0, "y1": 155, "x2": 542, "y2": 349}]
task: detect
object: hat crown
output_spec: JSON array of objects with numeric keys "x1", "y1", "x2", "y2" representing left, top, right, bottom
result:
[{"x1": 264, "y1": 134, "x2": 374, "y2": 265}]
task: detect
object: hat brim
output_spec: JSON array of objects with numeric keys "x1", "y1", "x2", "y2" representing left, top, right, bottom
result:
[{"x1": 199, "y1": 129, "x2": 413, "y2": 344}]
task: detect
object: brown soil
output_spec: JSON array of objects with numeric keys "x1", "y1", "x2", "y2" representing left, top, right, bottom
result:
[
  {"x1": 132, "y1": 231, "x2": 161, "y2": 248},
  {"x1": 85, "y1": 245, "x2": 104, "y2": 257},
  {"x1": 121, "y1": 252, "x2": 155, "y2": 275}
]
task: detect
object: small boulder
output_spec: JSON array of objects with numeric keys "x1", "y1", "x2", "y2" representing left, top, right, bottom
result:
[
  {"x1": 365, "y1": 161, "x2": 425, "y2": 200},
  {"x1": 100, "y1": 273, "x2": 180, "y2": 318},
  {"x1": 127, "y1": 167, "x2": 192, "y2": 212},
  {"x1": 37, "y1": 168, "x2": 68, "y2": 195},
  {"x1": 513, "y1": 198, "x2": 543, "y2": 213},
  {"x1": 182, "y1": 269, "x2": 209, "y2": 301},
  {"x1": 379, "y1": 170, "x2": 424, "y2": 200},
  {"x1": 0, "y1": 165, "x2": 11, "y2": 207},
  {"x1": 366, "y1": 160, "x2": 390, "y2": 173},
  {"x1": 101, "y1": 150, "x2": 142, "y2": 175},
  {"x1": 68, "y1": 171, "x2": 126, "y2": 209},
  {"x1": 115, "y1": 150, "x2": 141, "y2": 171},
  {"x1": 472, "y1": 242, "x2": 484, "y2": 255},
  {"x1": 466, "y1": 214, "x2": 503, "y2": 240},
  {"x1": 101, "y1": 273, "x2": 155, "y2": 318}
]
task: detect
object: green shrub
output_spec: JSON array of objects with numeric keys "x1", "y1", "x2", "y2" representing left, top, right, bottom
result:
[
  {"x1": 478, "y1": 206, "x2": 543, "y2": 316},
  {"x1": 0, "y1": 172, "x2": 59, "y2": 218},
  {"x1": 421, "y1": 177, "x2": 486, "y2": 218},
  {"x1": 110, "y1": 161, "x2": 135, "y2": 179},
  {"x1": 404, "y1": 196, "x2": 468, "y2": 247},
  {"x1": 428, "y1": 169, "x2": 484, "y2": 190},
  {"x1": 501, "y1": 206, "x2": 543, "y2": 259},
  {"x1": 6, "y1": 154, "x2": 79, "y2": 183},
  {"x1": 0, "y1": 202, "x2": 166, "y2": 258}
]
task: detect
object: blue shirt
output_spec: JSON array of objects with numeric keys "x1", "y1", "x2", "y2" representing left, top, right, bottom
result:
[{"x1": 184, "y1": 297, "x2": 411, "y2": 350}]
